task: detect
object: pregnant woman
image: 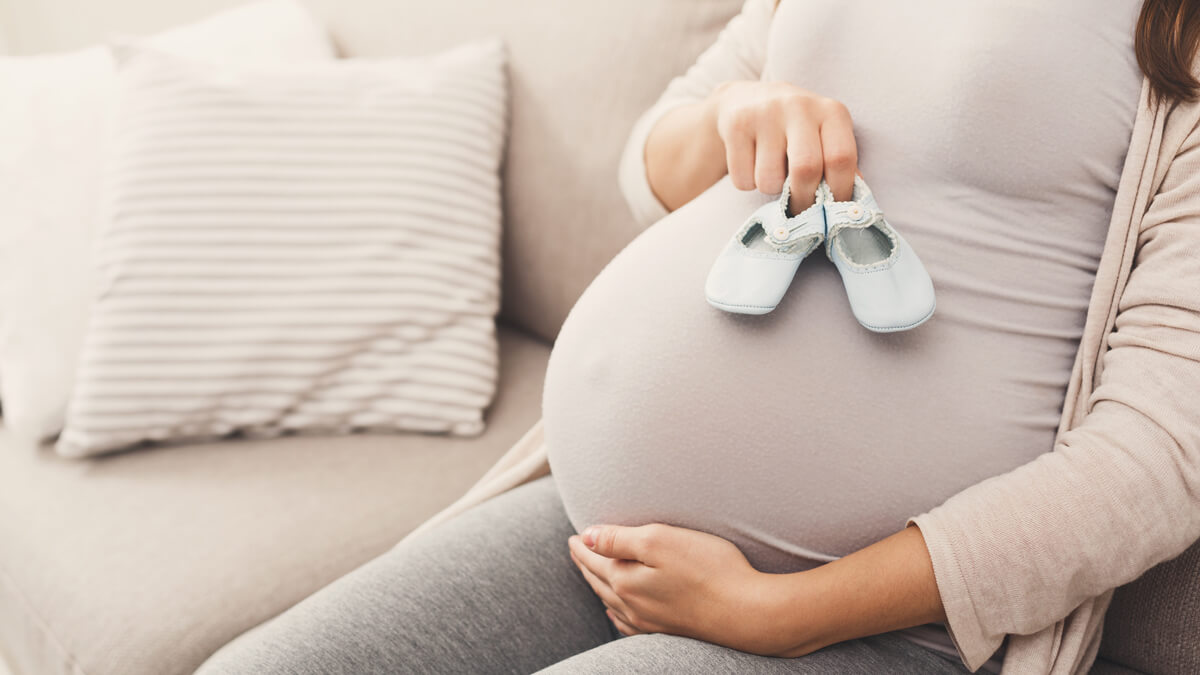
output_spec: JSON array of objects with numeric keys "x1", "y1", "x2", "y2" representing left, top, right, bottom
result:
[{"x1": 201, "y1": 1, "x2": 1200, "y2": 673}]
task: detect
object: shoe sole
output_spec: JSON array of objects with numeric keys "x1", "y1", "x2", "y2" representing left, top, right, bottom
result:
[
  {"x1": 857, "y1": 301, "x2": 936, "y2": 333},
  {"x1": 705, "y1": 295, "x2": 776, "y2": 315}
]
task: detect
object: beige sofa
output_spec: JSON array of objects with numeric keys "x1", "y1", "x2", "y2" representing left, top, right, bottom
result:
[{"x1": 0, "y1": 2, "x2": 1195, "y2": 674}]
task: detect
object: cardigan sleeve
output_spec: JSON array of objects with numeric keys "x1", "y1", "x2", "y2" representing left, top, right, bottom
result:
[
  {"x1": 617, "y1": 0, "x2": 773, "y2": 227},
  {"x1": 907, "y1": 122, "x2": 1200, "y2": 671}
]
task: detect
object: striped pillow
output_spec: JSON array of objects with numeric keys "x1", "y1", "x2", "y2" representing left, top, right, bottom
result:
[{"x1": 57, "y1": 41, "x2": 508, "y2": 457}]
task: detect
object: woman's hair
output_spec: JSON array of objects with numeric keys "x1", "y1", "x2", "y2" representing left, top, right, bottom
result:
[
  {"x1": 1137, "y1": 0, "x2": 1200, "y2": 102},
  {"x1": 771, "y1": 0, "x2": 1200, "y2": 102}
]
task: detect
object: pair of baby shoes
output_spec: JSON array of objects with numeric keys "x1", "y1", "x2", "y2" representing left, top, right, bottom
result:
[{"x1": 704, "y1": 176, "x2": 935, "y2": 332}]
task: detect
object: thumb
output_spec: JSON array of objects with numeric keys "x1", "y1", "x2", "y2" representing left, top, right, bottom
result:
[{"x1": 582, "y1": 524, "x2": 648, "y2": 562}]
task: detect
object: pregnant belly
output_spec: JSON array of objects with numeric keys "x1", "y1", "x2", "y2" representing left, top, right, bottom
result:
[{"x1": 544, "y1": 179, "x2": 1063, "y2": 574}]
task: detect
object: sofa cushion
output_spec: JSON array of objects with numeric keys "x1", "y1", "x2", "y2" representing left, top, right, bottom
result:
[
  {"x1": 302, "y1": 0, "x2": 747, "y2": 342},
  {"x1": 58, "y1": 39, "x2": 510, "y2": 457},
  {"x1": 0, "y1": 0, "x2": 335, "y2": 443},
  {"x1": 0, "y1": 324, "x2": 549, "y2": 675},
  {"x1": 1100, "y1": 538, "x2": 1200, "y2": 675}
]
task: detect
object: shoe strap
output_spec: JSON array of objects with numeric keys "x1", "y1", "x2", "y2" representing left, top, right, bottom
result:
[
  {"x1": 825, "y1": 201, "x2": 881, "y2": 230},
  {"x1": 765, "y1": 200, "x2": 826, "y2": 251}
]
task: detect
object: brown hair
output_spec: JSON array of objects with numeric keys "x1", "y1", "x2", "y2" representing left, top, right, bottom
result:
[
  {"x1": 1136, "y1": 0, "x2": 1200, "y2": 102},
  {"x1": 773, "y1": 0, "x2": 1200, "y2": 103}
]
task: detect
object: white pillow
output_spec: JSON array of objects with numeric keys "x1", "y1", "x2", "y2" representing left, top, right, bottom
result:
[
  {"x1": 0, "y1": 0, "x2": 335, "y2": 443},
  {"x1": 56, "y1": 40, "x2": 509, "y2": 457}
]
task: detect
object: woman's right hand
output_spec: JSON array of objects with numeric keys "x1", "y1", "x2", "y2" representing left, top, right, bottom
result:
[{"x1": 706, "y1": 81, "x2": 859, "y2": 214}]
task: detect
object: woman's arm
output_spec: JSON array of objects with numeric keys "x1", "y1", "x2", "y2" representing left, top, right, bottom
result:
[
  {"x1": 568, "y1": 521, "x2": 946, "y2": 659},
  {"x1": 901, "y1": 118, "x2": 1200, "y2": 669},
  {"x1": 642, "y1": 99, "x2": 727, "y2": 212},
  {"x1": 765, "y1": 525, "x2": 947, "y2": 657}
]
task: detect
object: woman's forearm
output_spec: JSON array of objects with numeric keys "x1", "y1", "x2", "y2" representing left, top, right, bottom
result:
[
  {"x1": 644, "y1": 95, "x2": 728, "y2": 212},
  {"x1": 764, "y1": 525, "x2": 947, "y2": 658}
]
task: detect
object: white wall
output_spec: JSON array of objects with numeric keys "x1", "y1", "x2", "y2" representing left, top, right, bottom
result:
[
  {"x1": 0, "y1": 0, "x2": 248, "y2": 54},
  {"x1": 0, "y1": 0, "x2": 10, "y2": 55}
]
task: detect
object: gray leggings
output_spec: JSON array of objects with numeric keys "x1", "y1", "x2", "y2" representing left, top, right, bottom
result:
[{"x1": 198, "y1": 475, "x2": 970, "y2": 674}]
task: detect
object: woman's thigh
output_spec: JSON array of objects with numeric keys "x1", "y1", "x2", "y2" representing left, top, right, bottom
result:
[
  {"x1": 198, "y1": 474, "x2": 617, "y2": 675},
  {"x1": 534, "y1": 632, "x2": 972, "y2": 674}
]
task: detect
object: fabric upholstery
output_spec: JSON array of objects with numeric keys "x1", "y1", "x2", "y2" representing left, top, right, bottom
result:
[
  {"x1": 300, "y1": 0, "x2": 748, "y2": 342},
  {"x1": 1101, "y1": 539, "x2": 1200, "y2": 675},
  {"x1": 0, "y1": 324, "x2": 549, "y2": 675},
  {"x1": 1090, "y1": 658, "x2": 1145, "y2": 675}
]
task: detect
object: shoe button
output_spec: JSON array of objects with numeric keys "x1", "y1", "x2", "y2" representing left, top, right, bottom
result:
[
  {"x1": 848, "y1": 206, "x2": 863, "y2": 219},
  {"x1": 773, "y1": 227, "x2": 789, "y2": 240}
]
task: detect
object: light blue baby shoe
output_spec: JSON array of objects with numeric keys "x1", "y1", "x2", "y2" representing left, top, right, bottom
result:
[
  {"x1": 822, "y1": 177, "x2": 935, "y2": 332},
  {"x1": 705, "y1": 183, "x2": 826, "y2": 315}
]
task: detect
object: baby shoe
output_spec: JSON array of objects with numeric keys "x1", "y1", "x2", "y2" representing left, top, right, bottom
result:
[
  {"x1": 821, "y1": 177, "x2": 935, "y2": 332},
  {"x1": 705, "y1": 183, "x2": 826, "y2": 315}
]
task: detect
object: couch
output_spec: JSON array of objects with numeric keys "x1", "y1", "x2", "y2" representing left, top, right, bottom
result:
[{"x1": 0, "y1": 1, "x2": 1195, "y2": 674}]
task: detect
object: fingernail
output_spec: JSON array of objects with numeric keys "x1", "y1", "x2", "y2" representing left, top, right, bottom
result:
[{"x1": 582, "y1": 526, "x2": 597, "y2": 548}]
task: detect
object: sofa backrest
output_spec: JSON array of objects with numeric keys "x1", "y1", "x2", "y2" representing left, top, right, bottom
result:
[
  {"x1": 1101, "y1": 539, "x2": 1200, "y2": 674},
  {"x1": 0, "y1": 0, "x2": 746, "y2": 343},
  {"x1": 305, "y1": 0, "x2": 746, "y2": 342}
]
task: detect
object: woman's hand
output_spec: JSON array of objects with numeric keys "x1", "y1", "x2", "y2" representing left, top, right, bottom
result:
[
  {"x1": 643, "y1": 82, "x2": 859, "y2": 215},
  {"x1": 567, "y1": 523, "x2": 948, "y2": 661},
  {"x1": 708, "y1": 81, "x2": 859, "y2": 212},
  {"x1": 566, "y1": 523, "x2": 803, "y2": 656}
]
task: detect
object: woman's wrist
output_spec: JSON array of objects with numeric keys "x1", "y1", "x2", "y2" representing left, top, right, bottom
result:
[
  {"x1": 703, "y1": 80, "x2": 742, "y2": 147},
  {"x1": 707, "y1": 80, "x2": 736, "y2": 113},
  {"x1": 701, "y1": 86, "x2": 725, "y2": 148},
  {"x1": 754, "y1": 526, "x2": 949, "y2": 659},
  {"x1": 644, "y1": 98, "x2": 728, "y2": 211},
  {"x1": 756, "y1": 569, "x2": 826, "y2": 657}
]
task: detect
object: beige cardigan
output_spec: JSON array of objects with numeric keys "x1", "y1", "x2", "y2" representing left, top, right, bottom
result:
[{"x1": 400, "y1": 33, "x2": 1200, "y2": 675}]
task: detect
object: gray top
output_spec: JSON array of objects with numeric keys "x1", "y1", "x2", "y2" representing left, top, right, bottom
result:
[{"x1": 544, "y1": 0, "x2": 1141, "y2": 668}]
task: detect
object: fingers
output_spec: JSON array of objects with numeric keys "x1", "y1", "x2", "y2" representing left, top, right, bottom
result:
[
  {"x1": 607, "y1": 609, "x2": 643, "y2": 636},
  {"x1": 716, "y1": 84, "x2": 859, "y2": 204},
  {"x1": 569, "y1": 543, "x2": 642, "y2": 631},
  {"x1": 570, "y1": 547, "x2": 634, "y2": 618},
  {"x1": 570, "y1": 534, "x2": 617, "y2": 582},
  {"x1": 584, "y1": 524, "x2": 662, "y2": 565},
  {"x1": 784, "y1": 119, "x2": 823, "y2": 215},
  {"x1": 722, "y1": 122, "x2": 756, "y2": 191},
  {"x1": 753, "y1": 124, "x2": 787, "y2": 196},
  {"x1": 818, "y1": 102, "x2": 858, "y2": 201}
]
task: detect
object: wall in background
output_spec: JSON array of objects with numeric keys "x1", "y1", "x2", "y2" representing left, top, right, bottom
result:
[
  {"x1": 0, "y1": 0, "x2": 9, "y2": 55},
  {"x1": 0, "y1": 0, "x2": 248, "y2": 54}
]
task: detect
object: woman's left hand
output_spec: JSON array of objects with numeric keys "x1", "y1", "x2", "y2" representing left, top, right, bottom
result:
[{"x1": 567, "y1": 523, "x2": 799, "y2": 656}]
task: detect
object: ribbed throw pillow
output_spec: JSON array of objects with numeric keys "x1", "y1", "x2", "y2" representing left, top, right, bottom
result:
[
  {"x1": 0, "y1": 0, "x2": 335, "y2": 443},
  {"x1": 57, "y1": 40, "x2": 508, "y2": 457}
]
